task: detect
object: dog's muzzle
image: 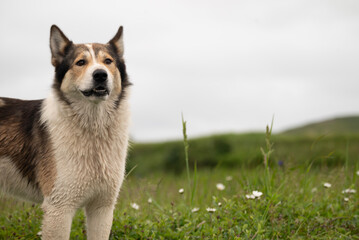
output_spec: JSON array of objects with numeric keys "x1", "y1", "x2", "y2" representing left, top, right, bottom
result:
[
  {"x1": 81, "y1": 85, "x2": 109, "y2": 97},
  {"x1": 81, "y1": 69, "x2": 110, "y2": 97}
]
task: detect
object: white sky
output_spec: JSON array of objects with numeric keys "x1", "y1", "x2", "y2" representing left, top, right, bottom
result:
[{"x1": 0, "y1": 0, "x2": 358, "y2": 142}]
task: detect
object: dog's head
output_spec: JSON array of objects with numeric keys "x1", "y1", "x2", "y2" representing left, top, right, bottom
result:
[{"x1": 50, "y1": 25, "x2": 130, "y2": 105}]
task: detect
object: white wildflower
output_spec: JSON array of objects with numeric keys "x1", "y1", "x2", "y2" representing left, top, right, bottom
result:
[
  {"x1": 206, "y1": 207, "x2": 216, "y2": 213},
  {"x1": 245, "y1": 194, "x2": 255, "y2": 199},
  {"x1": 344, "y1": 197, "x2": 349, "y2": 202},
  {"x1": 246, "y1": 190, "x2": 263, "y2": 200},
  {"x1": 311, "y1": 187, "x2": 318, "y2": 193},
  {"x1": 323, "y1": 183, "x2": 331, "y2": 188},
  {"x1": 179, "y1": 188, "x2": 184, "y2": 194},
  {"x1": 216, "y1": 183, "x2": 225, "y2": 191},
  {"x1": 252, "y1": 191, "x2": 263, "y2": 198},
  {"x1": 218, "y1": 202, "x2": 222, "y2": 207},
  {"x1": 148, "y1": 198, "x2": 153, "y2": 203},
  {"x1": 191, "y1": 207, "x2": 200, "y2": 213},
  {"x1": 131, "y1": 203, "x2": 139, "y2": 210},
  {"x1": 342, "y1": 189, "x2": 356, "y2": 194},
  {"x1": 357, "y1": 170, "x2": 359, "y2": 176},
  {"x1": 226, "y1": 176, "x2": 233, "y2": 181}
]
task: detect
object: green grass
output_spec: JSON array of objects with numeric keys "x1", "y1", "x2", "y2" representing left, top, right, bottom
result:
[{"x1": 0, "y1": 167, "x2": 358, "y2": 239}]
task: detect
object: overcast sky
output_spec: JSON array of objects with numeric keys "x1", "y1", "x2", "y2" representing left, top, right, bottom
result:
[{"x1": 0, "y1": 0, "x2": 358, "y2": 142}]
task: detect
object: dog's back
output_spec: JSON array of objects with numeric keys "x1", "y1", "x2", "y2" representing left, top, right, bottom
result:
[{"x1": 0, "y1": 98, "x2": 48, "y2": 202}]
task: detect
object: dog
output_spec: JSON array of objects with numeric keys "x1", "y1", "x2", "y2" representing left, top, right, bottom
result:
[{"x1": 0, "y1": 25, "x2": 131, "y2": 239}]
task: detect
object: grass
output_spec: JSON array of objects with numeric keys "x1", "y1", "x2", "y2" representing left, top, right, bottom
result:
[
  {"x1": 0, "y1": 121, "x2": 359, "y2": 239},
  {"x1": 0, "y1": 168, "x2": 358, "y2": 239}
]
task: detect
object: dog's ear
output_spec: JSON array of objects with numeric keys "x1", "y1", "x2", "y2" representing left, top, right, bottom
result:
[
  {"x1": 108, "y1": 26, "x2": 124, "y2": 57},
  {"x1": 50, "y1": 25, "x2": 72, "y2": 67}
]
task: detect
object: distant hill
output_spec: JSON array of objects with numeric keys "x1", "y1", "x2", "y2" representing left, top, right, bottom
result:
[
  {"x1": 282, "y1": 116, "x2": 359, "y2": 136},
  {"x1": 129, "y1": 126, "x2": 359, "y2": 176}
]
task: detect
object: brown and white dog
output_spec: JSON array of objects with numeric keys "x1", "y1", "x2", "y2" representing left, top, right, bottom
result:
[{"x1": 0, "y1": 25, "x2": 131, "y2": 239}]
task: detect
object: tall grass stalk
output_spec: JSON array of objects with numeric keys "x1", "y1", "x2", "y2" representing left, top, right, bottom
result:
[
  {"x1": 260, "y1": 116, "x2": 274, "y2": 195},
  {"x1": 181, "y1": 114, "x2": 197, "y2": 206},
  {"x1": 260, "y1": 117, "x2": 274, "y2": 169},
  {"x1": 125, "y1": 165, "x2": 137, "y2": 179},
  {"x1": 191, "y1": 161, "x2": 197, "y2": 206},
  {"x1": 182, "y1": 114, "x2": 191, "y2": 193}
]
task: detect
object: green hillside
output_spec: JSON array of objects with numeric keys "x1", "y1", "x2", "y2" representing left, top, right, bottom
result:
[
  {"x1": 127, "y1": 116, "x2": 359, "y2": 176},
  {"x1": 128, "y1": 133, "x2": 359, "y2": 176},
  {"x1": 282, "y1": 116, "x2": 359, "y2": 136}
]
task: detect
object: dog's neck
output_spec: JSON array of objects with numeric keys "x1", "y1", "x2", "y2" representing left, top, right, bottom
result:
[{"x1": 41, "y1": 90, "x2": 130, "y2": 135}]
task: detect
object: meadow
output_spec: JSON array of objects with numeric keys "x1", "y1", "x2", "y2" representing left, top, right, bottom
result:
[{"x1": 0, "y1": 119, "x2": 359, "y2": 239}]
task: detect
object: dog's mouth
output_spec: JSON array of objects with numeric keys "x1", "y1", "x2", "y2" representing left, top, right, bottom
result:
[{"x1": 81, "y1": 86, "x2": 109, "y2": 97}]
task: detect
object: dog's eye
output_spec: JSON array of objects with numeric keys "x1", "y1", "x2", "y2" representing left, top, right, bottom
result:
[
  {"x1": 76, "y1": 60, "x2": 86, "y2": 66},
  {"x1": 104, "y1": 58, "x2": 113, "y2": 65}
]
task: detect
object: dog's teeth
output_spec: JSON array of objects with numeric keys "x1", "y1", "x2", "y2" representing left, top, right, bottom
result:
[
  {"x1": 94, "y1": 89, "x2": 105, "y2": 93},
  {"x1": 82, "y1": 88, "x2": 108, "y2": 97}
]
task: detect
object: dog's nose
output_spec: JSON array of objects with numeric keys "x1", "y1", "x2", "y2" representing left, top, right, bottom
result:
[{"x1": 93, "y1": 69, "x2": 108, "y2": 83}]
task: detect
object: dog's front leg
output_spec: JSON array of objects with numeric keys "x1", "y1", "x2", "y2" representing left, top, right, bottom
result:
[
  {"x1": 41, "y1": 202, "x2": 75, "y2": 240},
  {"x1": 85, "y1": 200, "x2": 116, "y2": 240}
]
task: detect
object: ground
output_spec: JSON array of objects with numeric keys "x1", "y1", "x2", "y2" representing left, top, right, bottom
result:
[{"x1": 0, "y1": 167, "x2": 358, "y2": 239}]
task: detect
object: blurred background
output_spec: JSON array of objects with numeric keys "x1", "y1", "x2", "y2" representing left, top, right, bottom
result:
[{"x1": 0, "y1": 0, "x2": 358, "y2": 142}]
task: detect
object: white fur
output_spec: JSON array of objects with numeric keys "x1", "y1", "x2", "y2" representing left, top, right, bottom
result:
[
  {"x1": 0, "y1": 157, "x2": 43, "y2": 203},
  {"x1": 85, "y1": 44, "x2": 97, "y2": 63},
  {"x1": 40, "y1": 87, "x2": 130, "y2": 239}
]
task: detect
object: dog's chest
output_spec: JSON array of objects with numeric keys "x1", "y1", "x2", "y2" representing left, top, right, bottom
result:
[
  {"x1": 58, "y1": 135, "x2": 123, "y2": 182},
  {"x1": 48, "y1": 119, "x2": 128, "y2": 204}
]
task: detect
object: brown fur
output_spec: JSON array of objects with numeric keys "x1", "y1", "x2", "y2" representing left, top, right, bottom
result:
[
  {"x1": 50, "y1": 25, "x2": 72, "y2": 67},
  {"x1": 0, "y1": 98, "x2": 55, "y2": 196}
]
